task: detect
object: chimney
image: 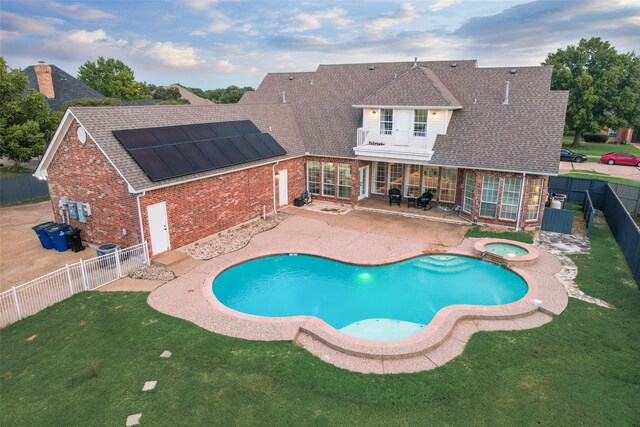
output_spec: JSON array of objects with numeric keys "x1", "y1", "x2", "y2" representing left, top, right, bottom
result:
[
  {"x1": 34, "y1": 61, "x2": 55, "y2": 99},
  {"x1": 502, "y1": 81, "x2": 510, "y2": 105}
]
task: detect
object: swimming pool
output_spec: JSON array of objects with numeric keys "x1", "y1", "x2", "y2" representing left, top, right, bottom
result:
[{"x1": 212, "y1": 254, "x2": 528, "y2": 340}]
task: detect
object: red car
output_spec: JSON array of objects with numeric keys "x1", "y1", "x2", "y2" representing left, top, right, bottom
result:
[{"x1": 600, "y1": 152, "x2": 640, "y2": 166}]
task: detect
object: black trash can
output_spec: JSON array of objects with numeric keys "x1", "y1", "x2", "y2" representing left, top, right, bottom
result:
[
  {"x1": 66, "y1": 228, "x2": 85, "y2": 253},
  {"x1": 97, "y1": 243, "x2": 120, "y2": 269}
]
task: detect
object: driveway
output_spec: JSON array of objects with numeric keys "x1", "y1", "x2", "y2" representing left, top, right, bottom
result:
[
  {"x1": 559, "y1": 161, "x2": 640, "y2": 182},
  {"x1": 0, "y1": 201, "x2": 91, "y2": 292}
]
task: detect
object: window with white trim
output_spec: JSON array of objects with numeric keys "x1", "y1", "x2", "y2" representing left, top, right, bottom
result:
[
  {"x1": 422, "y1": 166, "x2": 439, "y2": 195},
  {"x1": 463, "y1": 172, "x2": 475, "y2": 214},
  {"x1": 388, "y1": 163, "x2": 403, "y2": 191},
  {"x1": 499, "y1": 178, "x2": 522, "y2": 221},
  {"x1": 413, "y1": 110, "x2": 427, "y2": 137},
  {"x1": 372, "y1": 162, "x2": 386, "y2": 194},
  {"x1": 380, "y1": 109, "x2": 393, "y2": 135},
  {"x1": 404, "y1": 165, "x2": 420, "y2": 197},
  {"x1": 322, "y1": 162, "x2": 335, "y2": 197},
  {"x1": 526, "y1": 178, "x2": 543, "y2": 221},
  {"x1": 480, "y1": 176, "x2": 500, "y2": 218},
  {"x1": 338, "y1": 164, "x2": 352, "y2": 199},
  {"x1": 439, "y1": 167, "x2": 457, "y2": 202},
  {"x1": 307, "y1": 161, "x2": 321, "y2": 195}
]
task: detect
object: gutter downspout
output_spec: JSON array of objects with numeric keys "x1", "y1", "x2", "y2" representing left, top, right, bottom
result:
[
  {"x1": 515, "y1": 173, "x2": 526, "y2": 231},
  {"x1": 272, "y1": 161, "x2": 280, "y2": 214},
  {"x1": 136, "y1": 191, "x2": 146, "y2": 245}
]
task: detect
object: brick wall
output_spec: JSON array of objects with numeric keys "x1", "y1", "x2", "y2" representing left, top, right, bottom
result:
[
  {"x1": 47, "y1": 120, "x2": 141, "y2": 247},
  {"x1": 139, "y1": 157, "x2": 306, "y2": 250},
  {"x1": 606, "y1": 128, "x2": 634, "y2": 144}
]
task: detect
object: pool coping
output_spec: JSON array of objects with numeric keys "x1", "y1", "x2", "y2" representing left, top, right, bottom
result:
[{"x1": 202, "y1": 251, "x2": 559, "y2": 359}]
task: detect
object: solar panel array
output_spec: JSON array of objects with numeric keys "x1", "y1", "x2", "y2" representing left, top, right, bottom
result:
[{"x1": 112, "y1": 120, "x2": 286, "y2": 182}]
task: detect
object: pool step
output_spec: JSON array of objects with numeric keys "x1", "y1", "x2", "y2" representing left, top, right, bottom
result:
[{"x1": 414, "y1": 257, "x2": 471, "y2": 274}]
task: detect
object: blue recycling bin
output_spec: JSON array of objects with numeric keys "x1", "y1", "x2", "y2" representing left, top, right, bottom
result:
[
  {"x1": 46, "y1": 224, "x2": 71, "y2": 252},
  {"x1": 32, "y1": 221, "x2": 57, "y2": 249}
]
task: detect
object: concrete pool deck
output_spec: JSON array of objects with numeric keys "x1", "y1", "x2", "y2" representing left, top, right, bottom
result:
[{"x1": 147, "y1": 212, "x2": 568, "y2": 374}]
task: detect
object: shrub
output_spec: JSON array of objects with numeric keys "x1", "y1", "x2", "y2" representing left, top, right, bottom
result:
[
  {"x1": 62, "y1": 98, "x2": 124, "y2": 109},
  {"x1": 582, "y1": 133, "x2": 609, "y2": 143}
]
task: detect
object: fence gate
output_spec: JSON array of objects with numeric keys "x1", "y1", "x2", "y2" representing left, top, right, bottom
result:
[{"x1": 541, "y1": 208, "x2": 575, "y2": 234}]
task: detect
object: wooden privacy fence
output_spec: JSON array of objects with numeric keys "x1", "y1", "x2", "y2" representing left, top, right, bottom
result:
[
  {"x1": 0, "y1": 173, "x2": 50, "y2": 205},
  {"x1": 541, "y1": 208, "x2": 575, "y2": 234},
  {"x1": 582, "y1": 192, "x2": 596, "y2": 238},
  {"x1": 0, "y1": 242, "x2": 149, "y2": 327},
  {"x1": 549, "y1": 176, "x2": 640, "y2": 215}
]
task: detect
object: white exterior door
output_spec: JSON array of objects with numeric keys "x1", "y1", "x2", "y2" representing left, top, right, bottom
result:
[
  {"x1": 394, "y1": 110, "x2": 411, "y2": 146},
  {"x1": 358, "y1": 166, "x2": 369, "y2": 200},
  {"x1": 147, "y1": 202, "x2": 170, "y2": 255},
  {"x1": 278, "y1": 169, "x2": 288, "y2": 206}
]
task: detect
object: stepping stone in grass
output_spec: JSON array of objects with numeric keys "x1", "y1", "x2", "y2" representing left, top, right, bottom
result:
[
  {"x1": 126, "y1": 413, "x2": 142, "y2": 426},
  {"x1": 142, "y1": 381, "x2": 157, "y2": 391},
  {"x1": 160, "y1": 350, "x2": 171, "y2": 358}
]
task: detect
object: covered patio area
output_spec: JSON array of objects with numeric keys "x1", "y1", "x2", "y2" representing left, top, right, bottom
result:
[{"x1": 356, "y1": 197, "x2": 471, "y2": 225}]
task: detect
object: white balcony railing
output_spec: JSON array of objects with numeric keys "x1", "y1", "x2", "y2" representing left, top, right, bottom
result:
[
  {"x1": 357, "y1": 127, "x2": 370, "y2": 146},
  {"x1": 354, "y1": 127, "x2": 434, "y2": 161}
]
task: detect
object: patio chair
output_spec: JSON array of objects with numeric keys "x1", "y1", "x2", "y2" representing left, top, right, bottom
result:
[
  {"x1": 416, "y1": 191, "x2": 433, "y2": 210},
  {"x1": 388, "y1": 188, "x2": 402, "y2": 206}
]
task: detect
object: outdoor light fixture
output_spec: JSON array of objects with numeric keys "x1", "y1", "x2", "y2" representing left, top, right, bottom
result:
[
  {"x1": 432, "y1": 111, "x2": 437, "y2": 116},
  {"x1": 275, "y1": 171, "x2": 280, "y2": 179}
]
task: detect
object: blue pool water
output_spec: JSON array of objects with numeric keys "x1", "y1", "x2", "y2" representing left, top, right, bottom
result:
[
  {"x1": 212, "y1": 254, "x2": 528, "y2": 340},
  {"x1": 485, "y1": 243, "x2": 529, "y2": 257}
]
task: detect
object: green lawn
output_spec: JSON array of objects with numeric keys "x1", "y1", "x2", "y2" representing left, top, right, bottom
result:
[
  {"x1": 0, "y1": 165, "x2": 35, "y2": 178},
  {"x1": 562, "y1": 135, "x2": 640, "y2": 162},
  {"x1": 465, "y1": 225, "x2": 534, "y2": 243},
  {"x1": 562, "y1": 169, "x2": 640, "y2": 186},
  {"x1": 1, "y1": 214, "x2": 639, "y2": 426}
]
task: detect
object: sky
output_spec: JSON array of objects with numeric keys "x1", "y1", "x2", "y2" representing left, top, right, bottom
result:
[{"x1": 1, "y1": 0, "x2": 639, "y2": 90}]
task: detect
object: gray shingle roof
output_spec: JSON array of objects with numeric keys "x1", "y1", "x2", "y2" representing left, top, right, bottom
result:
[
  {"x1": 70, "y1": 105, "x2": 306, "y2": 191},
  {"x1": 355, "y1": 66, "x2": 462, "y2": 108},
  {"x1": 241, "y1": 61, "x2": 568, "y2": 175},
  {"x1": 24, "y1": 64, "x2": 104, "y2": 110}
]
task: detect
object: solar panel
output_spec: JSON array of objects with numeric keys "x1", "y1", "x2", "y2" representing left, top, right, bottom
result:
[{"x1": 113, "y1": 120, "x2": 286, "y2": 182}]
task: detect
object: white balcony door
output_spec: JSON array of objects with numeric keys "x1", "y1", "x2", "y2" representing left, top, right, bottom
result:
[
  {"x1": 358, "y1": 166, "x2": 369, "y2": 200},
  {"x1": 394, "y1": 110, "x2": 411, "y2": 146}
]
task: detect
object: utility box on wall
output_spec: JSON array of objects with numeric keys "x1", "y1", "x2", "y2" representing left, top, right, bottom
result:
[
  {"x1": 77, "y1": 202, "x2": 91, "y2": 223},
  {"x1": 68, "y1": 201, "x2": 79, "y2": 219}
]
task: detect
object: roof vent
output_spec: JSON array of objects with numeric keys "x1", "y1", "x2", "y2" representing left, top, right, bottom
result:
[
  {"x1": 38, "y1": 60, "x2": 46, "y2": 64},
  {"x1": 450, "y1": 62, "x2": 457, "y2": 68},
  {"x1": 509, "y1": 68, "x2": 517, "y2": 74},
  {"x1": 282, "y1": 91, "x2": 286, "y2": 103},
  {"x1": 288, "y1": 75, "x2": 294, "y2": 80},
  {"x1": 369, "y1": 65, "x2": 375, "y2": 70},
  {"x1": 502, "y1": 81, "x2": 510, "y2": 105},
  {"x1": 59, "y1": 74, "x2": 68, "y2": 81},
  {"x1": 412, "y1": 57, "x2": 418, "y2": 68}
]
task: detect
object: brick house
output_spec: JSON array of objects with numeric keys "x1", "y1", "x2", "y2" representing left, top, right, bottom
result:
[
  {"x1": 35, "y1": 60, "x2": 568, "y2": 256},
  {"x1": 606, "y1": 127, "x2": 636, "y2": 144}
]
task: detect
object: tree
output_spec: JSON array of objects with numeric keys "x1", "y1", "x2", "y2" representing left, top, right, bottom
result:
[
  {"x1": 152, "y1": 86, "x2": 181, "y2": 101},
  {"x1": 77, "y1": 57, "x2": 151, "y2": 100},
  {"x1": 543, "y1": 37, "x2": 640, "y2": 148},
  {"x1": 184, "y1": 85, "x2": 254, "y2": 103},
  {"x1": 0, "y1": 57, "x2": 61, "y2": 164},
  {"x1": 62, "y1": 98, "x2": 124, "y2": 109}
]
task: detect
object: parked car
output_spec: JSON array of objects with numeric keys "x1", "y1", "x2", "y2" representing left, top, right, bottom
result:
[
  {"x1": 600, "y1": 152, "x2": 640, "y2": 166},
  {"x1": 560, "y1": 148, "x2": 587, "y2": 163}
]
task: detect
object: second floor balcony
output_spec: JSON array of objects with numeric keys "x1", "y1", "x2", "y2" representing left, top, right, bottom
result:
[{"x1": 354, "y1": 127, "x2": 435, "y2": 162}]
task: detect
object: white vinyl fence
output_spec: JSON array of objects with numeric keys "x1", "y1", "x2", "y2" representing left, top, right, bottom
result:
[{"x1": 0, "y1": 242, "x2": 149, "y2": 327}]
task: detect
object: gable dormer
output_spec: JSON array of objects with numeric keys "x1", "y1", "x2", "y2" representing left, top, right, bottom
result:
[{"x1": 352, "y1": 66, "x2": 462, "y2": 162}]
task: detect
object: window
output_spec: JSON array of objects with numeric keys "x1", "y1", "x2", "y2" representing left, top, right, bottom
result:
[
  {"x1": 372, "y1": 162, "x2": 386, "y2": 194},
  {"x1": 404, "y1": 165, "x2": 421, "y2": 197},
  {"x1": 338, "y1": 164, "x2": 352, "y2": 199},
  {"x1": 608, "y1": 128, "x2": 618, "y2": 137},
  {"x1": 307, "y1": 161, "x2": 321, "y2": 195},
  {"x1": 526, "y1": 178, "x2": 543, "y2": 221},
  {"x1": 463, "y1": 173, "x2": 475, "y2": 214},
  {"x1": 413, "y1": 110, "x2": 427, "y2": 137},
  {"x1": 322, "y1": 162, "x2": 335, "y2": 197},
  {"x1": 439, "y1": 168, "x2": 457, "y2": 202},
  {"x1": 388, "y1": 163, "x2": 403, "y2": 191},
  {"x1": 499, "y1": 178, "x2": 522, "y2": 221},
  {"x1": 422, "y1": 166, "x2": 439, "y2": 195},
  {"x1": 480, "y1": 176, "x2": 500, "y2": 218},
  {"x1": 380, "y1": 109, "x2": 393, "y2": 135}
]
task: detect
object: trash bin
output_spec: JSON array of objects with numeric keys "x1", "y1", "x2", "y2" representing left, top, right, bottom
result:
[
  {"x1": 97, "y1": 243, "x2": 120, "y2": 268},
  {"x1": 46, "y1": 224, "x2": 71, "y2": 252},
  {"x1": 32, "y1": 221, "x2": 57, "y2": 249},
  {"x1": 66, "y1": 228, "x2": 85, "y2": 253}
]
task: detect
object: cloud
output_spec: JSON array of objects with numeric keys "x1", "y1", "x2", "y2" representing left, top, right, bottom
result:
[
  {"x1": 182, "y1": 0, "x2": 217, "y2": 11},
  {"x1": 66, "y1": 29, "x2": 125, "y2": 45},
  {"x1": 142, "y1": 41, "x2": 199, "y2": 67},
  {"x1": 190, "y1": 10, "x2": 238, "y2": 35},
  {"x1": 280, "y1": 7, "x2": 351, "y2": 33},
  {"x1": 48, "y1": 2, "x2": 114, "y2": 20},
  {"x1": 430, "y1": 0, "x2": 463, "y2": 12},
  {"x1": 369, "y1": 2, "x2": 418, "y2": 30},
  {"x1": 0, "y1": 11, "x2": 63, "y2": 36}
]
